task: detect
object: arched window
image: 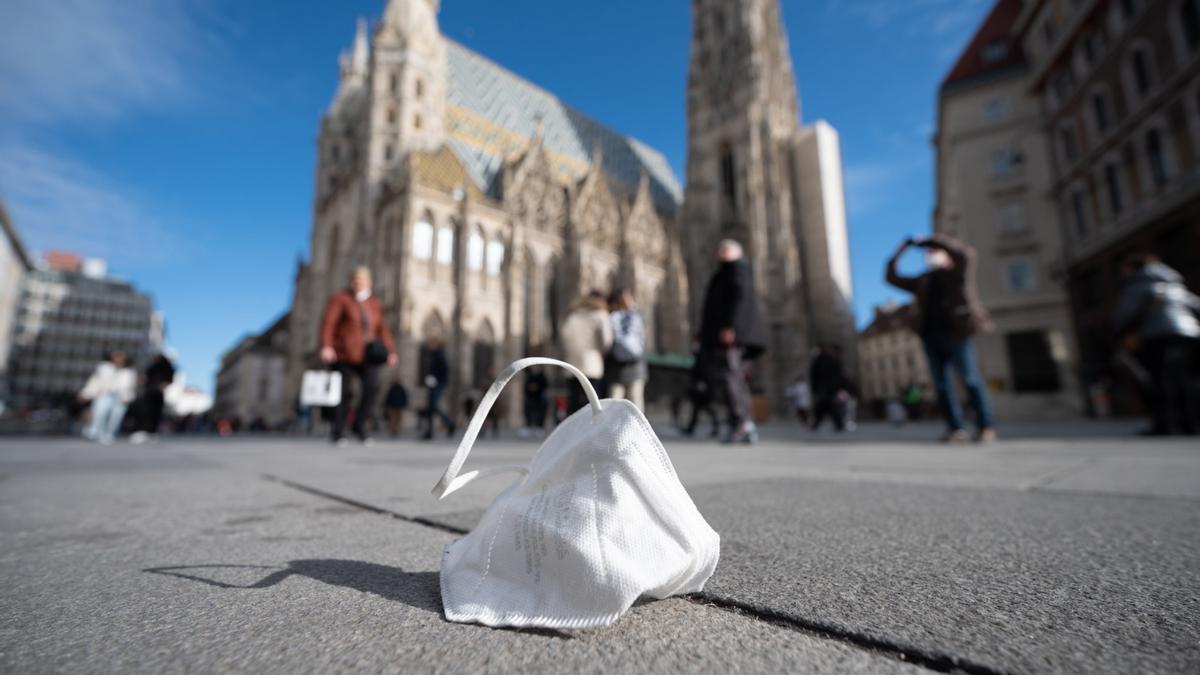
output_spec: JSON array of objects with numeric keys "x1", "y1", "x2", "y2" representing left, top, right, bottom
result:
[
  {"x1": 467, "y1": 229, "x2": 484, "y2": 271},
  {"x1": 414, "y1": 114, "x2": 423, "y2": 130},
  {"x1": 436, "y1": 225, "x2": 454, "y2": 265},
  {"x1": 486, "y1": 240, "x2": 504, "y2": 276},
  {"x1": 1145, "y1": 128, "x2": 1169, "y2": 188},
  {"x1": 1089, "y1": 88, "x2": 1113, "y2": 136},
  {"x1": 1129, "y1": 46, "x2": 1153, "y2": 97},
  {"x1": 1102, "y1": 161, "x2": 1125, "y2": 218},
  {"x1": 412, "y1": 214, "x2": 434, "y2": 260},
  {"x1": 389, "y1": 73, "x2": 399, "y2": 94},
  {"x1": 719, "y1": 142, "x2": 737, "y2": 209},
  {"x1": 415, "y1": 78, "x2": 425, "y2": 99}
]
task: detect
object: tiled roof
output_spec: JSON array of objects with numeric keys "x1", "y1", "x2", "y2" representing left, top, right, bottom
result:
[
  {"x1": 444, "y1": 39, "x2": 682, "y2": 214},
  {"x1": 941, "y1": 0, "x2": 1026, "y2": 93}
]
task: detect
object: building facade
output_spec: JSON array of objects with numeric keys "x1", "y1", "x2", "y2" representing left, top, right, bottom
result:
[
  {"x1": 0, "y1": 200, "x2": 33, "y2": 404},
  {"x1": 7, "y1": 255, "x2": 164, "y2": 408},
  {"x1": 286, "y1": 0, "x2": 692, "y2": 421},
  {"x1": 935, "y1": 0, "x2": 1084, "y2": 420},
  {"x1": 214, "y1": 313, "x2": 290, "y2": 428},
  {"x1": 1015, "y1": 0, "x2": 1200, "y2": 413},
  {"x1": 857, "y1": 303, "x2": 933, "y2": 410},
  {"x1": 682, "y1": 0, "x2": 858, "y2": 412}
]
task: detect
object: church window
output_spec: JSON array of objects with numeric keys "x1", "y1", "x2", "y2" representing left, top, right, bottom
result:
[
  {"x1": 387, "y1": 107, "x2": 397, "y2": 125},
  {"x1": 389, "y1": 73, "x2": 399, "y2": 94},
  {"x1": 414, "y1": 114, "x2": 423, "y2": 130},
  {"x1": 413, "y1": 216, "x2": 434, "y2": 260},
  {"x1": 468, "y1": 230, "x2": 485, "y2": 271},
  {"x1": 415, "y1": 78, "x2": 425, "y2": 99},
  {"x1": 486, "y1": 240, "x2": 504, "y2": 276},
  {"x1": 436, "y1": 226, "x2": 454, "y2": 265},
  {"x1": 719, "y1": 143, "x2": 737, "y2": 209},
  {"x1": 384, "y1": 144, "x2": 394, "y2": 161}
]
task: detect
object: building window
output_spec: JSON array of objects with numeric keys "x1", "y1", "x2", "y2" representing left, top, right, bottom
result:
[
  {"x1": 389, "y1": 73, "x2": 399, "y2": 94},
  {"x1": 998, "y1": 201, "x2": 1027, "y2": 235},
  {"x1": 1091, "y1": 91, "x2": 1111, "y2": 134},
  {"x1": 414, "y1": 114, "x2": 423, "y2": 130},
  {"x1": 1005, "y1": 331, "x2": 1062, "y2": 393},
  {"x1": 1131, "y1": 48, "x2": 1152, "y2": 96},
  {"x1": 1070, "y1": 189, "x2": 1089, "y2": 235},
  {"x1": 981, "y1": 40, "x2": 1009, "y2": 64},
  {"x1": 415, "y1": 78, "x2": 425, "y2": 99},
  {"x1": 1184, "y1": 0, "x2": 1200, "y2": 50},
  {"x1": 384, "y1": 144, "x2": 394, "y2": 161},
  {"x1": 467, "y1": 231, "x2": 484, "y2": 271},
  {"x1": 436, "y1": 226, "x2": 454, "y2": 265},
  {"x1": 984, "y1": 97, "x2": 1010, "y2": 122},
  {"x1": 1006, "y1": 259, "x2": 1035, "y2": 292},
  {"x1": 1146, "y1": 128, "x2": 1169, "y2": 187},
  {"x1": 1058, "y1": 123, "x2": 1080, "y2": 163},
  {"x1": 1104, "y1": 163, "x2": 1124, "y2": 216},
  {"x1": 486, "y1": 241, "x2": 504, "y2": 276},
  {"x1": 991, "y1": 149, "x2": 1018, "y2": 177},
  {"x1": 719, "y1": 143, "x2": 737, "y2": 209},
  {"x1": 412, "y1": 216, "x2": 434, "y2": 260}
]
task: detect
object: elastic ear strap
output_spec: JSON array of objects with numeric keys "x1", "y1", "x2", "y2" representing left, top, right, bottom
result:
[{"x1": 431, "y1": 358, "x2": 603, "y2": 499}]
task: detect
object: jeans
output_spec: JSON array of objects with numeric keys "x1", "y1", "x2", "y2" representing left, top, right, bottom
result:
[
  {"x1": 332, "y1": 363, "x2": 380, "y2": 441},
  {"x1": 85, "y1": 393, "x2": 127, "y2": 443},
  {"x1": 423, "y1": 384, "x2": 455, "y2": 437},
  {"x1": 1140, "y1": 336, "x2": 1198, "y2": 434},
  {"x1": 922, "y1": 334, "x2": 994, "y2": 432},
  {"x1": 702, "y1": 348, "x2": 753, "y2": 430}
]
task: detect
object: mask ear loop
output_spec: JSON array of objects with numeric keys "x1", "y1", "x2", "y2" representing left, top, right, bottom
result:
[{"x1": 432, "y1": 358, "x2": 603, "y2": 499}]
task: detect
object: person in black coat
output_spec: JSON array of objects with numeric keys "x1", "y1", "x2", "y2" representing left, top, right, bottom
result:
[
  {"x1": 808, "y1": 344, "x2": 846, "y2": 432},
  {"x1": 132, "y1": 352, "x2": 175, "y2": 443},
  {"x1": 697, "y1": 239, "x2": 768, "y2": 444},
  {"x1": 421, "y1": 338, "x2": 455, "y2": 440}
]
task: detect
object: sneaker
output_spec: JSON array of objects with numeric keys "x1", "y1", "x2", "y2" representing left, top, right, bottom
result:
[
  {"x1": 975, "y1": 428, "x2": 997, "y2": 444},
  {"x1": 130, "y1": 431, "x2": 149, "y2": 445},
  {"x1": 940, "y1": 429, "x2": 970, "y2": 444}
]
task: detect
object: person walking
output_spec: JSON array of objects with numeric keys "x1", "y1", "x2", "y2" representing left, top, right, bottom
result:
[
  {"x1": 808, "y1": 345, "x2": 846, "y2": 432},
  {"x1": 886, "y1": 235, "x2": 996, "y2": 443},
  {"x1": 681, "y1": 351, "x2": 720, "y2": 438},
  {"x1": 1114, "y1": 252, "x2": 1200, "y2": 435},
  {"x1": 785, "y1": 376, "x2": 812, "y2": 425},
  {"x1": 561, "y1": 289, "x2": 613, "y2": 413},
  {"x1": 607, "y1": 288, "x2": 648, "y2": 411},
  {"x1": 319, "y1": 266, "x2": 397, "y2": 446},
  {"x1": 383, "y1": 378, "x2": 408, "y2": 437},
  {"x1": 420, "y1": 337, "x2": 455, "y2": 440},
  {"x1": 698, "y1": 239, "x2": 768, "y2": 444},
  {"x1": 131, "y1": 352, "x2": 175, "y2": 444},
  {"x1": 520, "y1": 366, "x2": 549, "y2": 438},
  {"x1": 78, "y1": 351, "x2": 137, "y2": 445}
]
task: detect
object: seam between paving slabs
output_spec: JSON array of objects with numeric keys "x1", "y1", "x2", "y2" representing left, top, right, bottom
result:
[{"x1": 261, "y1": 474, "x2": 1013, "y2": 675}]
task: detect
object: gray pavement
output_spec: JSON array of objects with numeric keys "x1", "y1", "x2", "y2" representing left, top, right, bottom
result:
[{"x1": 1, "y1": 422, "x2": 1198, "y2": 673}]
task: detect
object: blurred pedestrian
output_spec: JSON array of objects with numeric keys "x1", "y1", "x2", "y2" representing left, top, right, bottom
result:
[
  {"x1": 1114, "y1": 252, "x2": 1200, "y2": 436},
  {"x1": 131, "y1": 352, "x2": 175, "y2": 444},
  {"x1": 681, "y1": 352, "x2": 720, "y2": 438},
  {"x1": 78, "y1": 351, "x2": 136, "y2": 445},
  {"x1": 809, "y1": 345, "x2": 846, "y2": 432},
  {"x1": 320, "y1": 266, "x2": 397, "y2": 446},
  {"x1": 698, "y1": 239, "x2": 768, "y2": 444},
  {"x1": 420, "y1": 337, "x2": 455, "y2": 440},
  {"x1": 886, "y1": 397, "x2": 907, "y2": 426},
  {"x1": 383, "y1": 378, "x2": 408, "y2": 437},
  {"x1": 785, "y1": 376, "x2": 812, "y2": 424},
  {"x1": 886, "y1": 235, "x2": 995, "y2": 443},
  {"x1": 520, "y1": 366, "x2": 549, "y2": 438},
  {"x1": 607, "y1": 288, "x2": 647, "y2": 411},
  {"x1": 561, "y1": 289, "x2": 613, "y2": 413}
]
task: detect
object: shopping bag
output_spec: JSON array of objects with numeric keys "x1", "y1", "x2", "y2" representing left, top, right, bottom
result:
[{"x1": 300, "y1": 369, "x2": 342, "y2": 407}]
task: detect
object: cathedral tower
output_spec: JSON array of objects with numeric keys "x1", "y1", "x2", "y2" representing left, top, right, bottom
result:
[{"x1": 683, "y1": 0, "x2": 856, "y2": 410}]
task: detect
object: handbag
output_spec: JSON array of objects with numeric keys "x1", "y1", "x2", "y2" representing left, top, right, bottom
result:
[
  {"x1": 359, "y1": 301, "x2": 389, "y2": 365},
  {"x1": 300, "y1": 369, "x2": 342, "y2": 407},
  {"x1": 434, "y1": 357, "x2": 720, "y2": 629}
]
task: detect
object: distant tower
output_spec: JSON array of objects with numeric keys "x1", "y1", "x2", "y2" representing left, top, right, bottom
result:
[{"x1": 683, "y1": 0, "x2": 856, "y2": 409}]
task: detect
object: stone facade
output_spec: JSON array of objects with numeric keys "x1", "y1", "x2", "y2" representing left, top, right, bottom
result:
[
  {"x1": 214, "y1": 313, "x2": 290, "y2": 428},
  {"x1": 682, "y1": 0, "x2": 857, "y2": 412},
  {"x1": 935, "y1": 0, "x2": 1084, "y2": 420},
  {"x1": 286, "y1": 0, "x2": 691, "y2": 424},
  {"x1": 857, "y1": 303, "x2": 932, "y2": 409}
]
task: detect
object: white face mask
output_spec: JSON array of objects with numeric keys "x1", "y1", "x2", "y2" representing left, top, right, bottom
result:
[{"x1": 433, "y1": 357, "x2": 720, "y2": 630}]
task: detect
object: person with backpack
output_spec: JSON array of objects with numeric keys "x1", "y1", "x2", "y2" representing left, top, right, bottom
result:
[{"x1": 607, "y1": 288, "x2": 647, "y2": 411}]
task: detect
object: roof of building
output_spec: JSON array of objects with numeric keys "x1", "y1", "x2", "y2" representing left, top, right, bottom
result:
[
  {"x1": 0, "y1": 199, "x2": 32, "y2": 271},
  {"x1": 443, "y1": 40, "x2": 682, "y2": 214},
  {"x1": 860, "y1": 303, "x2": 916, "y2": 339},
  {"x1": 940, "y1": 0, "x2": 1027, "y2": 94}
]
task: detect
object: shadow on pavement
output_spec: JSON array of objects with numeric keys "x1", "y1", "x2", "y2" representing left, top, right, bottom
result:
[{"x1": 143, "y1": 560, "x2": 443, "y2": 614}]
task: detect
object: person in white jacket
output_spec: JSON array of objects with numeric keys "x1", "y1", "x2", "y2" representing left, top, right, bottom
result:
[
  {"x1": 561, "y1": 290, "x2": 613, "y2": 413},
  {"x1": 79, "y1": 351, "x2": 137, "y2": 445}
]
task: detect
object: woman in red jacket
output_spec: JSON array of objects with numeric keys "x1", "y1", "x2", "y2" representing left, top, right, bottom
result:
[{"x1": 320, "y1": 266, "x2": 396, "y2": 445}]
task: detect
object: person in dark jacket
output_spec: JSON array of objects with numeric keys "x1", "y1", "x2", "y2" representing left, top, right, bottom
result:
[
  {"x1": 320, "y1": 266, "x2": 397, "y2": 445},
  {"x1": 1114, "y1": 253, "x2": 1200, "y2": 435},
  {"x1": 420, "y1": 337, "x2": 455, "y2": 440},
  {"x1": 698, "y1": 239, "x2": 768, "y2": 444},
  {"x1": 886, "y1": 234, "x2": 995, "y2": 443},
  {"x1": 521, "y1": 366, "x2": 549, "y2": 436},
  {"x1": 131, "y1": 352, "x2": 175, "y2": 443},
  {"x1": 808, "y1": 345, "x2": 846, "y2": 432}
]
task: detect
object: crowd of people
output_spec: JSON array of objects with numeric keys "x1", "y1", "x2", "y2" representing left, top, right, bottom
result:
[{"x1": 77, "y1": 350, "x2": 176, "y2": 445}]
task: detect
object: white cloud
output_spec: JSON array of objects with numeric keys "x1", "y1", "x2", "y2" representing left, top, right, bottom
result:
[
  {"x1": 830, "y1": 0, "x2": 990, "y2": 38},
  {"x1": 0, "y1": 142, "x2": 184, "y2": 268},
  {"x1": 0, "y1": 0, "x2": 224, "y2": 124},
  {"x1": 843, "y1": 157, "x2": 928, "y2": 217}
]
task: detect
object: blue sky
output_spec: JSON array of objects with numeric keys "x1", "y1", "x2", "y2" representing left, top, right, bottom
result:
[{"x1": 0, "y1": 0, "x2": 991, "y2": 393}]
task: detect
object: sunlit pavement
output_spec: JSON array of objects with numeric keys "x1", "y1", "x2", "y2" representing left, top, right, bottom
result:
[{"x1": 2, "y1": 422, "x2": 1197, "y2": 673}]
